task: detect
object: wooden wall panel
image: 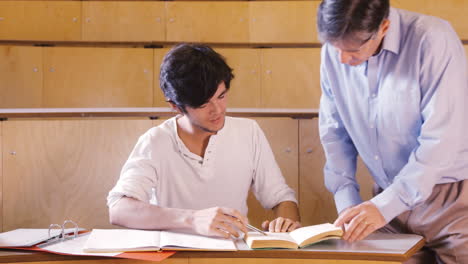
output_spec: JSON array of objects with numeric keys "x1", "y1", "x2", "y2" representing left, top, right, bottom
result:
[
  {"x1": 299, "y1": 118, "x2": 334, "y2": 226},
  {"x1": 261, "y1": 48, "x2": 321, "y2": 108},
  {"x1": 299, "y1": 118, "x2": 375, "y2": 226},
  {"x1": 393, "y1": 0, "x2": 468, "y2": 40},
  {"x1": 465, "y1": 45, "x2": 468, "y2": 64},
  {"x1": 43, "y1": 47, "x2": 153, "y2": 108},
  {"x1": 153, "y1": 48, "x2": 170, "y2": 107},
  {"x1": 2, "y1": 119, "x2": 153, "y2": 231},
  {"x1": 217, "y1": 48, "x2": 261, "y2": 108},
  {"x1": 247, "y1": 118, "x2": 298, "y2": 227},
  {"x1": 166, "y1": 2, "x2": 249, "y2": 43},
  {"x1": 249, "y1": 1, "x2": 318, "y2": 44},
  {"x1": 82, "y1": 2, "x2": 165, "y2": 42},
  {"x1": 0, "y1": 1, "x2": 80, "y2": 41},
  {"x1": 0, "y1": 46, "x2": 42, "y2": 108}
]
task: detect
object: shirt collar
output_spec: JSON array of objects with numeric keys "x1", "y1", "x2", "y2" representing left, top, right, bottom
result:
[{"x1": 381, "y1": 7, "x2": 401, "y2": 55}]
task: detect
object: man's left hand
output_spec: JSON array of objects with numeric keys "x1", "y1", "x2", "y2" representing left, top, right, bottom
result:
[
  {"x1": 262, "y1": 217, "x2": 301, "y2": 232},
  {"x1": 334, "y1": 201, "x2": 386, "y2": 242}
]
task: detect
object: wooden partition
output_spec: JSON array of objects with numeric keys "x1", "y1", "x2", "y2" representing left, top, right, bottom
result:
[
  {"x1": 0, "y1": 1, "x2": 81, "y2": 41},
  {"x1": 166, "y1": 2, "x2": 250, "y2": 43},
  {"x1": 247, "y1": 118, "x2": 299, "y2": 227},
  {"x1": 0, "y1": 46, "x2": 42, "y2": 108},
  {"x1": 299, "y1": 118, "x2": 373, "y2": 226},
  {"x1": 43, "y1": 47, "x2": 153, "y2": 108},
  {"x1": 2, "y1": 119, "x2": 153, "y2": 230},
  {"x1": 465, "y1": 46, "x2": 468, "y2": 63},
  {"x1": 249, "y1": 1, "x2": 318, "y2": 43},
  {"x1": 0, "y1": 117, "x2": 312, "y2": 231},
  {"x1": 217, "y1": 48, "x2": 262, "y2": 108},
  {"x1": 261, "y1": 48, "x2": 321, "y2": 108},
  {"x1": 153, "y1": 48, "x2": 170, "y2": 107},
  {"x1": 82, "y1": 1, "x2": 165, "y2": 42}
]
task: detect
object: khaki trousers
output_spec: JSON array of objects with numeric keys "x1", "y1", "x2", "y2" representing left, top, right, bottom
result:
[{"x1": 374, "y1": 180, "x2": 468, "y2": 264}]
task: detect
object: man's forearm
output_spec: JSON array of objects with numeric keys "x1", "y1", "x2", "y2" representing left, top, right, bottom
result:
[
  {"x1": 272, "y1": 201, "x2": 300, "y2": 222},
  {"x1": 109, "y1": 197, "x2": 194, "y2": 230}
]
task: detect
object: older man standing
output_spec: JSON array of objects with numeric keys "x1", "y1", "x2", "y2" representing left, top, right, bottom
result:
[{"x1": 317, "y1": 0, "x2": 468, "y2": 263}]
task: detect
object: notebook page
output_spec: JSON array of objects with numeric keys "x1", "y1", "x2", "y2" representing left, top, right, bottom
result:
[
  {"x1": 160, "y1": 231, "x2": 237, "y2": 251},
  {"x1": 83, "y1": 229, "x2": 160, "y2": 252},
  {"x1": 41, "y1": 233, "x2": 119, "y2": 257}
]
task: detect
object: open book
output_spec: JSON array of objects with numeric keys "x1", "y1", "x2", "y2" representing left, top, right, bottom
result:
[
  {"x1": 245, "y1": 223, "x2": 343, "y2": 249},
  {"x1": 83, "y1": 229, "x2": 237, "y2": 252}
]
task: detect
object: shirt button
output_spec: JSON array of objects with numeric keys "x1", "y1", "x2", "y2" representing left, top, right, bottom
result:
[{"x1": 374, "y1": 155, "x2": 380, "y2": 160}]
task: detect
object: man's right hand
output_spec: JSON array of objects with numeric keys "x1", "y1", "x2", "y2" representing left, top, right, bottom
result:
[{"x1": 190, "y1": 207, "x2": 248, "y2": 238}]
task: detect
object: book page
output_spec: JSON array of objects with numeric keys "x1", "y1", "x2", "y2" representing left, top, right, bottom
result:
[
  {"x1": 289, "y1": 223, "x2": 342, "y2": 246},
  {"x1": 246, "y1": 232, "x2": 296, "y2": 244},
  {"x1": 160, "y1": 231, "x2": 237, "y2": 251},
  {"x1": 83, "y1": 229, "x2": 160, "y2": 253},
  {"x1": 245, "y1": 232, "x2": 298, "y2": 249}
]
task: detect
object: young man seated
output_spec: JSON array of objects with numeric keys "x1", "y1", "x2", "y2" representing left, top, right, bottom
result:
[{"x1": 107, "y1": 43, "x2": 300, "y2": 238}]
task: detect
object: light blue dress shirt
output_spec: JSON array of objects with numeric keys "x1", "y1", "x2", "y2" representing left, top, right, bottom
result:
[{"x1": 319, "y1": 7, "x2": 468, "y2": 222}]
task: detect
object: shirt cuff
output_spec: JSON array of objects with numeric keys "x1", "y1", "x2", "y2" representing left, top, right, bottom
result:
[
  {"x1": 334, "y1": 186, "x2": 363, "y2": 214},
  {"x1": 370, "y1": 185, "x2": 410, "y2": 223}
]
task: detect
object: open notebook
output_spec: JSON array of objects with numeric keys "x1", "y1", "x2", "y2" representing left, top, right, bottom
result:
[
  {"x1": 245, "y1": 223, "x2": 343, "y2": 249},
  {"x1": 83, "y1": 229, "x2": 237, "y2": 252}
]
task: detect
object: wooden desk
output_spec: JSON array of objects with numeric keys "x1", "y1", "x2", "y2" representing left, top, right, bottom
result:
[{"x1": 0, "y1": 233, "x2": 424, "y2": 264}]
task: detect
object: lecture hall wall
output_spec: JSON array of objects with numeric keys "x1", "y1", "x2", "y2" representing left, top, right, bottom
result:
[{"x1": 0, "y1": 0, "x2": 467, "y2": 231}]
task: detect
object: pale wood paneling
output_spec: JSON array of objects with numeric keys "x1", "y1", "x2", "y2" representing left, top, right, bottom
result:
[
  {"x1": 153, "y1": 48, "x2": 170, "y2": 107},
  {"x1": 2, "y1": 119, "x2": 153, "y2": 231},
  {"x1": 356, "y1": 157, "x2": 374, "y2": 202},
  {"x1": 465, "y1": 45, "x2": 468, "y2": 64},
  {"x1": 43, "y1": 47, "x2": 153, "y2": 108},
  {"x1": 218, "y1": 48, "x2": 261, "y2": 108},
  {"x1": 0, "y1": 1, "x2": 80, "y2": 41},
  {"x1": 0, "y1": 46, "x2": 42, "y2": 108},
  {"x1": 261, "y1": 48, "x2": 321, "y2": 108},
  {"x1": 299, "y1": 119, "x2": 375, "y2": 226},
  {"x1": 393, "y1": 0, "x2": 468, "y2": 40},
  {"x1": 82, "y1": 1, "x2": 165, "y2": 42},
  {"x1": 250, "y1": 1, "x2": 319, "y2": 43},
  {"x1": 299, "y1": 118, "x2": 334, "y2": 226},
  {"x1": 247, "y1": 118, "x2": 299, "y2": 227},
  {"x1": 166, "y1": 2, "x2": 249, "y2": 43}
]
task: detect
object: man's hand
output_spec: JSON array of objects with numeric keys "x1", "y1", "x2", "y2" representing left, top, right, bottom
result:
[
  {"x1": 261, "y1": 217, "x2": 301, "y2": 232},
  {"x1": 334, "y1": 201, "x2": 386, "y2": 242},
  {"x1": 190, "y1": 207, "x2": 248, "y2": 238}
]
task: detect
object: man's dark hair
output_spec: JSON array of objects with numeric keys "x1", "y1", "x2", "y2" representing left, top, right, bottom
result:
[
  {"x1": 159, "y1": 43, "x2": 234, "y2": 112},
  {"x1": 317, "y1": 0, "x2": 390, "y2": 43}
]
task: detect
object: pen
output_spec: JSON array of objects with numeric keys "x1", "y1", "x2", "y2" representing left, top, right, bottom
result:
[
  {"x1": 246, "y1": 224, "x2": 268, "y2": 236},
  {"x1": 226, "y1": 214, "x2": 268, "y2": 236}
]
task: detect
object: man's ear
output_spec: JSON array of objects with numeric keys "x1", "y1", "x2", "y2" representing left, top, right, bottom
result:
[
  {"x1": 168, "y1": 101, "x2": 183, "y2": 114},
  {"x1": 380, "y1": 19, "x2": 390, "y2": 36}
]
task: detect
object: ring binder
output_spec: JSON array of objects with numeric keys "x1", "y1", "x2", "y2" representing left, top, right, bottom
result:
[{"x1": 47, "y1": 219, "x2": 80, "y2": 243}]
